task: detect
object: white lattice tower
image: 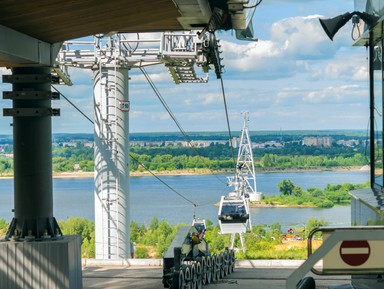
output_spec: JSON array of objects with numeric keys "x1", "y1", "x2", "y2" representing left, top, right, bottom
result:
[{"x1": 236, "y1": 111, "x2": 262, "y2": 201}]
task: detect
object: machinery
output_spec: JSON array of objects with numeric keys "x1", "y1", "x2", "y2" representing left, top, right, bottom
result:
[{"x1": 162, "y1": 220, "x2": 235, "y2": 289}]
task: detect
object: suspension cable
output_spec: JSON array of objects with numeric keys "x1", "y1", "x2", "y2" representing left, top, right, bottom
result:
[
  {"x1": 51, "y1": 85, "x2": 93, "y2": 124},
  {"x1": 140, "y1": 66, "x2": 227, "y2": 184},
  {"x1": 219, "y1": 76, "x2": 236, "y2": 168},
  {"x1": 129, "y1": 153, "x2": 197, "y2": 206},
  {"x1": 53, "y1": 85, "x2": 199, "y2": 207}
]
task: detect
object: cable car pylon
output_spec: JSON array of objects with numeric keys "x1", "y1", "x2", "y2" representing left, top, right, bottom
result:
[{"x1": 218, "y1": 111, "x2": 262, "y2": 252}]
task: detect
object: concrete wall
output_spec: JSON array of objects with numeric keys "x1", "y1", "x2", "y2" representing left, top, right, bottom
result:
[{"x1": 0, "y1": 235, "x2": 82, "y2": 289}]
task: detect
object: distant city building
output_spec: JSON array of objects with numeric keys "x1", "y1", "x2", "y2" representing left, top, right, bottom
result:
[
  {"x1": 302, "y1": 136, "x2": 332, "y2": 147},
  {"x1": 61, "y1": 142, "x2": 79, "y2": 147},
  {"x1": 336, "y1": 139, "x2": 360, "y2": 147},
  {"x1": 263, "y1": 141, "x2": 284, "y2": 148},
  {"x1": 83, "y1": 142, "x2": 94, "y2": 148},
  {"x1": 231, "y1": 137, "x2": 239, "y2": 148},
  {"x1": 73, "y1": 163, "x2": 81, "y2": 171}
]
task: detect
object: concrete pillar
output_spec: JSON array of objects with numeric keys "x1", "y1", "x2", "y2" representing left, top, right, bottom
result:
[{"x1": 93, "y1": 65, "x2": 130, "y2": 259}]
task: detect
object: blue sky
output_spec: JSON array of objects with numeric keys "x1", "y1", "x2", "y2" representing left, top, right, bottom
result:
[{"x1": 0, "y1": 0, "x2": 369, "y2": 134}]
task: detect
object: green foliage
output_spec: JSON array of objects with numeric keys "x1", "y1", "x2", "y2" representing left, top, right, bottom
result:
[
  {"x1": 0, "y1": 218, "x2": 8, "y2": 236},
  {"x1": 52, "y1": 147, "x2": 94, "y2": 172},
  {"x1": 0, "y1": 136, "x2": 371, "y2": 174},
  {"x1": 55, "y1": 216, "x2": 334, "y2": 260},
  {"x1": 260, "y1": 153, "x2": 367, "y2": 169},
  {"x1": 59, "y1": 217, "x2": 95, "y2": 258},
  {"x1": 149, "y1": 216, "x2": 159, "y2": 231},
  {"x1": 133, "y1": 217, "x2": 181, "y2": 258},
  {"x1": 0, "y1": 158, "x2": 13, "y2": 174},
  {"x1": 261, "y1": 180, "x2": 369, "y2": 208},
  {"x1": 130, "y1": 221, "x2": 140, "y2": 242},
  {"x1": 135, "y1": 245, "x2": 150, "y2": 258},
  {"x1": 278, "y1": 179, "x2": 295, "y2": 196},
  {"x1": 306, "y1": 217, "x2": 329, "y2": 237}
]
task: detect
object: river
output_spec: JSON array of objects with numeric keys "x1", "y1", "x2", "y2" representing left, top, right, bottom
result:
[{"x1": 0, "y1": 170, "x2": 369, "y2": 231}]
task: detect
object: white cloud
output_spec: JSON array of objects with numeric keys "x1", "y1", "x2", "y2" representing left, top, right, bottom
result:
[
  {"x1": 0, "y1": 1, "x2": 370, "y2": 133},
  {"x1": 303, "y1": 84, "x2": 363, "y2": 104},
  {"x1": 221, "y1": 14, "x2": 358, "y2": 81}
]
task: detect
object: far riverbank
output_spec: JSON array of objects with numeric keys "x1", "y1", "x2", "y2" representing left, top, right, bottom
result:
[
  {"x1": 1, "y1": 171, "x2": 367, "y2": 226},
  {"x1": 0, "y1": 165, "x2": 369, "y2": 179}
]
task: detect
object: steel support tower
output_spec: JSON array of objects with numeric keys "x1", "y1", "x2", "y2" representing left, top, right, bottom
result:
[
  {"x1": 235, "y1": 111, "x2": 262, "y2": 202},
  {"x1": 57, "y1": 31, "x2": 222, "y2": 258},
  {"x1": 222, "y1": 111, "x2": 262, "y2": 252}
]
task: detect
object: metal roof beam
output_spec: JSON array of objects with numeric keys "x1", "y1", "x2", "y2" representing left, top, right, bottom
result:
[{"x1": 0, "y1": 24, "x2": 60, "y2": 67}]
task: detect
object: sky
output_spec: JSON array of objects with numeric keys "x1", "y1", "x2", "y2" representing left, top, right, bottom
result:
[{"x1": 0, "y1": 0, "x2": 371, "y2": 134}]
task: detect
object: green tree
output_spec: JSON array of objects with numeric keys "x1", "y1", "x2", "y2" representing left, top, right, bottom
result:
[
  {"x1": 293, "y1": 185, "x2": 303, "y2": 197},
  {"x1": 306, "y1": 217, "x2": 329, "y2": 236},
  {"x1": 59, "y1": 217, "x2": 95, "y2": 258},
  {"x1": 130, "y1": 221, "x2": 139, "y2": 242},
  {"x1": 278, "y1": 179, "x2": 295, "y2": 196},
  {"x1": 149, "y1": 216, "x2": 159, "y2": 231},
  {"x1": 0, "y1": 218, "x2": 7, "y2": 235}
]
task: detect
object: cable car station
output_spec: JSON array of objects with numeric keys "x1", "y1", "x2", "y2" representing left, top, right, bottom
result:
[{"x1": 0, "y1": 1, "x2": 384, "y2": 289}]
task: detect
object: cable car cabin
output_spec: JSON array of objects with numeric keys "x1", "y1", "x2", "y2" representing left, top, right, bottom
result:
[
  {"x1": 218, "y1": 195, "x2": 251, "y2": 234},
  {"x1": 192, "y1": 218, "x2": 206, "y2": 239}
]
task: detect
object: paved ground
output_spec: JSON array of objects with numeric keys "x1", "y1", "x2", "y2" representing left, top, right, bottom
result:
[{"x1": 82, "y1": 266, "x2": 352, "y2": 289}]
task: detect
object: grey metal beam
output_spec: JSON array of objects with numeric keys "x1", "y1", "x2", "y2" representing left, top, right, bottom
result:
[{"x1": 0, "y1": 24, "x2": 60, "y2": 67}]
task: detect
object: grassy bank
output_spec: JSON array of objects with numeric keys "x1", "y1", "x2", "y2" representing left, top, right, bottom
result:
[{"x1": 0, "y1": 216, "x2": 328, "y2": 260}]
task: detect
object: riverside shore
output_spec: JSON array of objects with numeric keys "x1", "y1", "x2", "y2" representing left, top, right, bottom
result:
[{"x1": 0, "y1": 165, "x2": 369, "y2": 180}]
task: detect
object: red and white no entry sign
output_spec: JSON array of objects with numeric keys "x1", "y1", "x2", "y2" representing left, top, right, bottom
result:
[{"x1": 339, "y1": 240, "x2": 370, "y2": 266}]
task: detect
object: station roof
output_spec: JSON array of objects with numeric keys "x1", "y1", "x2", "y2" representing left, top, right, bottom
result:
[
  {"x1": 0, "y1": 0, "x2": 185, "y2": 44},
  {"x1": 1, "y1": 0, "x2": 256, "y2": 67}
]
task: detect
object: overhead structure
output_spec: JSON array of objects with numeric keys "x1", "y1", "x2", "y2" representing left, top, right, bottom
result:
[
  {"x1": 0, "y1": 0, "x2": 263, "y2": 287},
  {"x1": 57, "y1": 31, "x2": 224, "y2": 259},
  {"x1": 218, "y1": 111, "x2": 261, "y2": 252},
  {"x1": 0, "y1": 0, "x2": 260, "y2": 67}
]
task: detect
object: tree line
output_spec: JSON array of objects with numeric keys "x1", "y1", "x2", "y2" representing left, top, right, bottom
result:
[
  {"x1": 0, "y1": 215, "x2": 332, "y2": 259},
  {"x1": 0, "y1": 143, "x2": 369, "y2": 174},
  {"x1": 264, "y1": 180, "x2": 370, "y2": 208}
]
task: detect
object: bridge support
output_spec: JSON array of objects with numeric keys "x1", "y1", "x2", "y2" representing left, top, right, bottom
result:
[{"x1": 94, "y1": 65, "x2": 130, "y2": 259}]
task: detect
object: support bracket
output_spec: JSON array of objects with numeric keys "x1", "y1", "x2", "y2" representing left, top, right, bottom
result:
[{"x1": 3, "y1": 108, "x2": 60, "y2": 117}]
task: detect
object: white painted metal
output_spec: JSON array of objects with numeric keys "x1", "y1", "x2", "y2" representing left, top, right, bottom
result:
[
  {"x1": 57, "y1": 32, "x2": 209, "y2": 83},
  {"x1": 57, "y1": 31, "x2": 219, "y2": 259},
  {"x1": 218, "y1": 195, "x2": 250, "y2": 252},
  {"x1": 235, "y1": 111, "x2": 262, "y2": 202},
  {"x1": 94, "y1": 65, "x2": 130, "y2": 259},
  {"x1": 218, "y1": 111, "x2": 262, "y2": 252}
]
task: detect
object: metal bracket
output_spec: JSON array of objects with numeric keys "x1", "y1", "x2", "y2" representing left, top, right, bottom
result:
[
  {"x1": 3, "y1": 91, "x2": 60, "y2": 100},
  {"x1": 3, "y1": 108, "x2": 60, "y2": 117},
  {"x1": 2, "y1": 74, "x2": 60, "y2": 84}
]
